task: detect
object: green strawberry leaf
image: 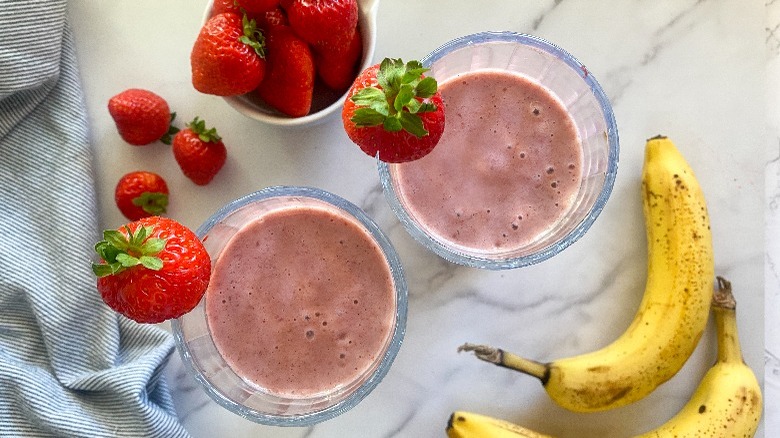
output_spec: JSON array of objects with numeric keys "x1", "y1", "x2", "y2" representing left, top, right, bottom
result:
[
  {"x1": 405, "y1": 98, "x2": 421, "y2": 114},
  {"x1": 394, "y1": 85, "x2": 415, "y2": 113},
  {"x1": 91, "y1": 263, "x2": 115, "y2": 277},
  {"x1": 401, "y1": 62, "x2": 427, "y2": 84},
  {"x1": 351, "y1": 87, "x2": 389, "y2": 115},
  {"x1": 351, "y1": 108, "x2": 387, "y2": 127},
  {"x1": 133, "y1": 226, "x2": 148, "y2": 245},
  {"x1": 103, "y1": 230, "x2": 127, "y2": 250},
  {"x1": 240, "y1": 14, "x2": 266, "y2": 58},
  {"x1": 398, "y1": 112, "x2": 428, "y2": 137},
  {"x1": 139, "y1": 255, "x2": 163, "y2": 271},
  {"x1": 142, "y1": 238, "x2": 166, "y2": 255},
  {"x1": 377, "y1": 58, "x2": 404, "y2": 90},
  {"x1": 383, "y1": 117, "x2": 402, "y2": 132},
  {"x1": 160, "y1": 113, "x2": 180, "y2": 145},
  {"x1": 116, "y1": 253, "x2": 140, "y2": 268},
  {"x1": 95, "y1": 240, "x2": 120, "y2": 264},
  {"x1": 417, "y1": 102, "x2": 438, "y2": 114},
  {"x1": 415, "y1": 77, "x2": 438, "y2": 98}
]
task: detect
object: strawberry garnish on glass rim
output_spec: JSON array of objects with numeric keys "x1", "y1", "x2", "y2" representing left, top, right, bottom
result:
[
  {"x1": 342, "y1": 58, "x2": 446, "y2": 163},
  {"x1": 91, "y1": 217, "x2": 211, "y2": 324}
]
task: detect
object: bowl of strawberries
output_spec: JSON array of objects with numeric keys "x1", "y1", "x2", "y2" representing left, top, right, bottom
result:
[{"x1": 194, "y1": 0, "x2": 378, "y2": 127}]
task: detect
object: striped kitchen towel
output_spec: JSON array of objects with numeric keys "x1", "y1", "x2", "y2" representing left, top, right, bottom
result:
[{"x1": 0, "y1": 1, "x2": 189, "y2": 437}]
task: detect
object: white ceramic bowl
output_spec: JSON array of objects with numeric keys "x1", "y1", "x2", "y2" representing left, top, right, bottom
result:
[{"x1": 201, "y1": 0, "x2": 379, "y2": 127}]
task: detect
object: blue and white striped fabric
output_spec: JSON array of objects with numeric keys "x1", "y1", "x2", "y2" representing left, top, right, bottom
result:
[{"x1": 0, "y1": 1, "x2": 189, "y2": 437}]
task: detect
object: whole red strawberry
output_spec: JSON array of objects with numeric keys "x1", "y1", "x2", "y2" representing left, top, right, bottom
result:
[
  {"x1": 282, "y1": 0, "x2": 357, "y2": 47},
  {"x1": 342, "y1": 58, "x2": 446, "y2": 163},
  {"x1": 191, "y1": 12, "x2": 266, "y2": 96},
  {"x1": 108, "y1": 89, "x2": 178, "y2": 146},
  {"x1": 256, "y1": 25, "x2": 315, "y2": 117},
  {"x1": 172, "y1": 117, "x2": 227, "y2": 185},
  {"x1": 314, "y1": 26, "x2": 362, "y2": 91},
  {"x1": 115, "y1": 171, "x2": 169, "y2": 221},
  {"x1": 92, "y1": 217, "x2": 211, "y2": 324}
]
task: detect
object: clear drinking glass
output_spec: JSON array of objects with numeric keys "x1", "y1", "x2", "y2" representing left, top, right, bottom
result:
[
  {"x1": 172, "y1": 186, "x2": 407, "y2": 426},
  {"x1": 378, "y1": 31, "x2": 619, "y2": 269}
]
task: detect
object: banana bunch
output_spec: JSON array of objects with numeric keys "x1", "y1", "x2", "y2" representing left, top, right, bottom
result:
[
  {"x1": 459, "y1": 136, "x2": 715, "y2": 412},
  {"x1": 447, "y1": 278, "x2": 762, "y2": 438}
]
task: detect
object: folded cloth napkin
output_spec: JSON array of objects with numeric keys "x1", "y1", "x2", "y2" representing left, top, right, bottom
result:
[{"x1": 0, "y1": 1, "x2": 189, "y2": 437}]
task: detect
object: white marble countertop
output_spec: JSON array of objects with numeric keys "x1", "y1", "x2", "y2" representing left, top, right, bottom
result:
[{"x1": 68, "y1": 0, "x2": 770, "y2": 436}]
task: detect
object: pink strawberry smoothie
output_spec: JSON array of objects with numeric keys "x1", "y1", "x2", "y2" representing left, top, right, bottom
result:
[
  {"x1": 393, "y1": 69, "x2": 583, "y2": 252},
  {"x1": 205, "y1": 204, "x2": 396, "y2": 397}
]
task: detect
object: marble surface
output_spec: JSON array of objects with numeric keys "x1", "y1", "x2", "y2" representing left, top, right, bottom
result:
[{"x1": 67, "y1": 0, "x2": 769, "y2": 436}]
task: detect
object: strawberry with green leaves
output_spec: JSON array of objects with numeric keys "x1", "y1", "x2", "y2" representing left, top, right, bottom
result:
[
  {"x1": 172, "y1": 117, "x2": 227, "y2": 185},
  {"x1": 92, "y1": 217, "x2": 210, "y2": 324},
  {"x1": 115, "y1": 171, "x2": 169, "y2": 221},
  {"x1": 342, "y1": 58, "x2": 446, "y2": 163},
  {"x1": 191, "y1": 12, "x2": 266, "y2": 96},
  {"x1": 108, "y1": 89, "x2": 178, "y2": 146}
]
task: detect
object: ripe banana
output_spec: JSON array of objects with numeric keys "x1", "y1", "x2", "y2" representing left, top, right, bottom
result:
[
  {"x1": 635, "y1": 276, "x2": 762, "y2": 438},
  {"x1": 446, "y1": 411, "x2": 554, "y2": 438},
  {"x1": 459, "y1": 135, "x2": 714, "y2": 412}
]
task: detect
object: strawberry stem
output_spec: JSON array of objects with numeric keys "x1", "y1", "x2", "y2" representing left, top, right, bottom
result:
[
  {"x1": 92, "y1": 225, "x2": 166, "y2": 277},
  {"x1": 132, "y1": 192, "x2": 169, "y2": 216},
  {"x1": 350, "y1": 58, "x2": 439, "y2": 138},
  {"x1": 186, "y1": 116, "x2": 221, "y2": 143},
  {"x1": 160, "y1": 112, "x2": 180, "y2": 145},
  {"x1": 239, "y1": 14, "x2": 265, "y2": 58}
]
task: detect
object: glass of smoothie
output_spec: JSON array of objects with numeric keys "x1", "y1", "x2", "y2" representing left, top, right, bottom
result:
[
  {"x1": 172, "y1": 186, "x2": 407, "y2": 426},
  {"x1": 378, "y1": 31, "x2": 619, "y2": 269}
]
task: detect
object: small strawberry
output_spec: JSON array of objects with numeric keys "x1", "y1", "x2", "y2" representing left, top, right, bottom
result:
[
  {"x1": 256, "y1": 25, "x2": 315, "y2": 117},
  {"x1": 172, "y1": 117, "x2": 227, "y2": 185},
  {"x1": 342, "y1": 58, "x2": 446, "y2": 163},
  {"x1": 236, "y1": 0, "x2": 280, "y2": 14},
  {"x1": 92, "y1": 216, "x2": 211, "y2": 324},
  {"x1": 282, "y1": 0, "x2": 357, "y2": 47},
  {"x1": 108, "y1": 89, "x2": 178, "y2": 146},
  {"x1": 115, "y1": 171, "x2": 169, "y2": 221},
  {"x1": 313, "y1": 26, "x2": 362, "y2": 91},
  {"x1": 191, "y1": 12, "x2": 266, "y2": 96}
]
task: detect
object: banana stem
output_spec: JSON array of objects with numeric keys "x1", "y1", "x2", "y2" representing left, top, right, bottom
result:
[
  {"x1": 458, "y1": 343, "x2": 550, "y2": 383},
  {"x1": 712, "y1": 276, "x2": 743, "y2": 364}
]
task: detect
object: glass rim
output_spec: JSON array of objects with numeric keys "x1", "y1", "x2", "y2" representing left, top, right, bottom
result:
[
  {"x1": 378, "y1": 31, "x2": 619, "y2": 270},
  {"x1": 172, "y1": 185, "x2": 408, "y2": 426}
]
